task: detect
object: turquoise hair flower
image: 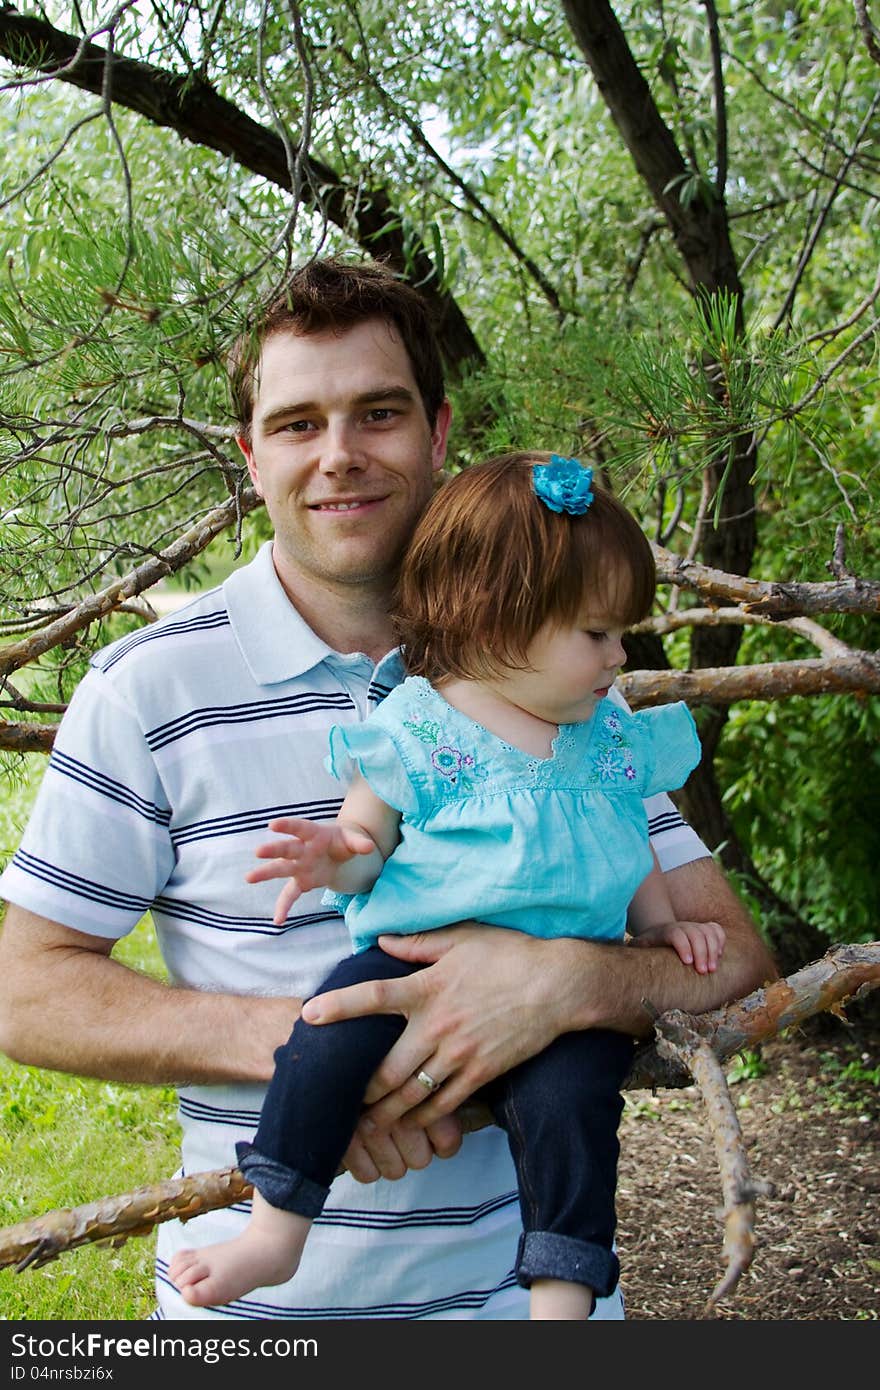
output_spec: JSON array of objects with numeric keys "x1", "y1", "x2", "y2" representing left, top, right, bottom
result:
[{"x1": 532, "y1": 454, "x2": 594, "y2": 515}]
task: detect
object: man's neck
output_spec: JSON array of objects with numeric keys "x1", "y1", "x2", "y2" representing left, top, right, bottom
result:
[{"x1": 271, "y1": 545, "x2": 397, "y2": 664}]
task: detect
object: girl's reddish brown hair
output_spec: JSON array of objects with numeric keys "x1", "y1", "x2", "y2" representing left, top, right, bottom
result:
[{"x1": 395, "y1": 452, "x2": 656, "y2": 682}]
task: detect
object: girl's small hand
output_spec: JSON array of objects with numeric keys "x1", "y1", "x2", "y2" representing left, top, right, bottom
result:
[
  {"x1": 633, "y1": 919, "x2": 726, "y2": 974},
  {"x1": 245, "y1": 817, "x2": 376, "y2": 924}
]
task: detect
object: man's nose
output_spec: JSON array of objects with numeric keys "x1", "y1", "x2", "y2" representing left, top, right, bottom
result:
[{"x1": 318, "y1": 421, "x2": 366, "y2": 473}]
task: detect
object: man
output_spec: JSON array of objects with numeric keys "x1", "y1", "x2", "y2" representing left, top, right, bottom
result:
[{"x1": 0, "y1": 258, "x2": 775, "y2": 1320}]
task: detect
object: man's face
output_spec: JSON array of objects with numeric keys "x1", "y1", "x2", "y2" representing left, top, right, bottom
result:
[{"x1": 239, "y1": 318, "x2": 451, "y2": 595}]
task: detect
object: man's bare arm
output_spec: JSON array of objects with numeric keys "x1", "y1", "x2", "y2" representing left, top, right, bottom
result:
[
  {"x1": 300, "y1": 855, "x2": 778, "y2": 1128},
  {"x1": 623, "y1": 855, "x2": 778, "y2": 1024},
  {"x1": 0, "y1": 905, "x2": 300, "y2": 1086},
  {"x1": 0, "y1": 904, "x2": 462, "y2": 1177}
]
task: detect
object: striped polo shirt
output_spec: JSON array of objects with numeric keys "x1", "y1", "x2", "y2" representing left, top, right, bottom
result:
[{"x1": 0, "y1": 540, "x2": 708, "y2": 1320}]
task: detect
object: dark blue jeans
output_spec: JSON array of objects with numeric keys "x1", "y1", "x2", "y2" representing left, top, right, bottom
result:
[{"x1": 237, "y1": 946, "x2": 634, "y2": 1297}]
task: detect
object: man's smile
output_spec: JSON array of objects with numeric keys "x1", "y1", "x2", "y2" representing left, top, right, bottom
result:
[{"x1": 307, "y1": 495, "x2": 389, "y2": 513}]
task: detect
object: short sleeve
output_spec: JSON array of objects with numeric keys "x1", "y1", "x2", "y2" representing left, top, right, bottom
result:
[
  {"x1": 326, "y1": 718, "x2": 420, "y2": 816},
  {"x1": 0, "y1": 667, "x2": 175, "y2": 938},
  {"x1": 636, "y1": 701, "x2": 702, "y2": 798}
]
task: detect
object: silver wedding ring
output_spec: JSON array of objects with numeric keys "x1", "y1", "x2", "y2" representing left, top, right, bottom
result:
[{"x1": 415, "y1": 1068, "x2": 440, "y2": 1092}]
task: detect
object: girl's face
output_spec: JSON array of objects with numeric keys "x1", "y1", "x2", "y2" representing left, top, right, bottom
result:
[{"x1": 489, "y1": 608, "x2": 628, "y2": 726}]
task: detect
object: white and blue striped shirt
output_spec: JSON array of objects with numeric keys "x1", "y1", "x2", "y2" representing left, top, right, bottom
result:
[{"x1": 0, "y1": 540, "x2": 708, "y2": 1320}]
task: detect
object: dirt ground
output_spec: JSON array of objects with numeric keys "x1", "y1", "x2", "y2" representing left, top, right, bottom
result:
[{"x1": 614, "y1": 1009, "x2": 880, "y2": 1320}]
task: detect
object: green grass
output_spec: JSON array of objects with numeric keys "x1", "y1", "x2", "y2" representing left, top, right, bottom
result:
[
  {"x1": 0, "y1": 916, "x2": 181, "y2": 1320},
  {"x1": 0, "y1": 752, "x2": 43, "y2": 871}
]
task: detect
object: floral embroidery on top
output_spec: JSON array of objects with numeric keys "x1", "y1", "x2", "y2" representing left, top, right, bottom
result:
[
  {"x1": 596, "y1": 748, "x2": 626, "y2": 781},
  {"x1": 588, "y1": 710, "x2": 637, "y2": 786},
  {"x1": 404, "y1": 718, "x2": 441, "y2": 746},
  {"x1": 404, "y1": 717, "x2": 489, "y2": 789}
]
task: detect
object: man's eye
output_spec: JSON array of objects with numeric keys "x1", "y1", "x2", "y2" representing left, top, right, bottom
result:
[{"x1": 367, "y1": 408, "x2": 395, "y2": 422}]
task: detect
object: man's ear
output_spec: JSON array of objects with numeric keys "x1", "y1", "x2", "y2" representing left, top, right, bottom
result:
[
  {"x1": 431, "y1": 398, "x2": 453, "y2": 473},
  {"x1": 237, "y1": 435, "x2": 262, "y2": 495}
]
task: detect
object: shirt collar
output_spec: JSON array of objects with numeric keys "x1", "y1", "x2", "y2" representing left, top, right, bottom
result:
[{"x1": 223, "y1": 540, "x2": 403, "y2": 688}]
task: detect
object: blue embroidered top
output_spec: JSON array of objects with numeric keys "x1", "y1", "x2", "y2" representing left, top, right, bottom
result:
[{"x1": 325, "y1": 676, "x2": 701, "y2": 955}]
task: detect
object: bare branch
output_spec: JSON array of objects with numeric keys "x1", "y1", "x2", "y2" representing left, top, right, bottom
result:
[
  {"x1": 0, "y1": 486, "x2": 263, "y2": 681},
  {"x1": 623, "y1": 219, "x2": 662, "y2": 297},
  {"x1": 828, "y1": 523, "x2": 854, "y2": 581},
  {"x1": 854, "y1": 0, "x2": 880, "y2": 66},
  {"x1": 629, "y1": 941, "x2": 880, "y2": 1091},
  {"x1": 701, "y1": 0, "x2": 728, "y2": 199},
  {"x1": 6, "y1": 646, "x2": 874, "y2": 753},
  {"x1": 805, "y1": 261, "x2": 880, "y2": 346},
  {"x1": 654, "y1": 1012, "x2": 770, "y2": 1312},
  {"x1": 652, "y1": 543, "x2": 880, "y2": 616},
  {"x1": 772, "y1": 91, "x2": 880, "y2": 331},
  {"x1": 0, "y1": 721, "x2": 55, "y2": 753},
  {"x1": 619, "y1": 651, "x2": 880, "y2": 707},
  {"x1": 0, "y1": 1168, "x2": 253, "y2": 1274},
  {"x1": 630, "y1": 607, "x2": 855, "y2": 658}
]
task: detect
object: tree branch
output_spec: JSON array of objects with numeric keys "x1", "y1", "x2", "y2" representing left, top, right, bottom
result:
[
  {"x1": 0, "y1": 721, "x2": 55, "y2": 753},
  {"x1": 701, "y1": 0, "x2": 728, "y2": 199},
  {"x1": 771, "y1": 90, "x2": 880, "y2": 331},
  {"x1": 0, "y1": 4, "x2": 483, "y2": 373},
  {"x1": 631, "y1": 607, "x2": 854, "y2": 658},
  {"x1": 654, "y1": 1012, "x2": 774, "y2": 1313},
  {"x1": 854, "y1": 0, "x2": 880, "y2": 66},
  {"x1": 0, "y1": 486, "x2": 264, "y2": 682},
  {"x1": 561, "y1": 0, "x2": 741, "y2": 294},
  {"x1": 5, "y1": 650, "x2": 875, "y2": 753},
  {"x1": 652, "y1": 544, "x2": 880, "y2": 616},
  {"x1": 618, "y1": 653, "x2": 880, "y2": 707},
  {"x1": 336, "y1": 42, "x2": 565, "y2": 317}
]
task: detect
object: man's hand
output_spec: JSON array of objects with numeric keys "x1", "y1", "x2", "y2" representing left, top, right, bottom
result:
[
  {"x1": 300, "y1": 858, "x2": 777, "y2": 1132},
  {"x1": 343, "y1": 1113, "x2": 463, "y2": 1182},
  {"x1": 301, "y1": 924, "x2": 573, "y2": 1129}
]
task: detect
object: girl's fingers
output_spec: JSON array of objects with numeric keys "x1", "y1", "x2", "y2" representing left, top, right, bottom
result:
[
  {"x1": 252, "y1": 838, "x2": 303, "y2": 862},
  {"x1": 273, "y1": 878, "x2": 303, "y2": 924},
  {"x1": 245, "y1": 856, "x2": 304, "y2": 883}
]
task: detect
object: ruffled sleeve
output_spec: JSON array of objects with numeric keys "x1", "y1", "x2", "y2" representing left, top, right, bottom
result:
[
  {"x1": 325, "y1": 718, "x2": 420, "y2": 816},
  {"x1": 635, "y1": 702, "x2": 702, "y2": 798}
]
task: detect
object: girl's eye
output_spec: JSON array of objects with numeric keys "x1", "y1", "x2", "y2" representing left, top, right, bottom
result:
[{"x1": 586, "y1": 630, "x2": 607, "y2": 641}]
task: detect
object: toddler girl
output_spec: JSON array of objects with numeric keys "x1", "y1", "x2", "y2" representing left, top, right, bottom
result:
[{"x1": 169, "y1": 451, "x2": 724, "y2": 1319}]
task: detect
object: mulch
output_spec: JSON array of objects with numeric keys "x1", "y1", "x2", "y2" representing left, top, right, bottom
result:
[{"x1": 614, "y1": 1013, "x2": 880, "y2": 1320}]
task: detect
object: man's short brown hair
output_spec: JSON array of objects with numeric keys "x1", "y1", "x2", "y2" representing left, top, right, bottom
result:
[
  {"x1": 395, "y1": 453, "x2": 656, "y2": 683},
  {"x1": 229, "y1": 257, "x2": 446, "y2": 436}
]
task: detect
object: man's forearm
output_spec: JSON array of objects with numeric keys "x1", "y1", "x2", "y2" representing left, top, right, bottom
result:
[
  {"x1": 0, "y1": 906, "x2": 299, "y2": 1086},
  {"x1": 552, "y1": 857, "x2": 778, "y2": 1037}
]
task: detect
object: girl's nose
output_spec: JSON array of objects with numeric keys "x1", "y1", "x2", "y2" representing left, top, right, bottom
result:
[{"x1": 609, "y1": 634, "x2": 626, "y2": 668}]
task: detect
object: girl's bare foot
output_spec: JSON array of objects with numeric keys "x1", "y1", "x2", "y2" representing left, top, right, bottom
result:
[{"x1": 168, "y1": 1197, "x2": 311, "y2": 1308}]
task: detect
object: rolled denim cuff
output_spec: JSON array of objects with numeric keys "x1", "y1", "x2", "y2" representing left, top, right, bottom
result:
[
  {"x1": 515, "y1": 1231, "x2": 620, "y2": 1298},
  {"x1": 235, "y1": 1141, "x2": 328, "y2": 1219}
]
